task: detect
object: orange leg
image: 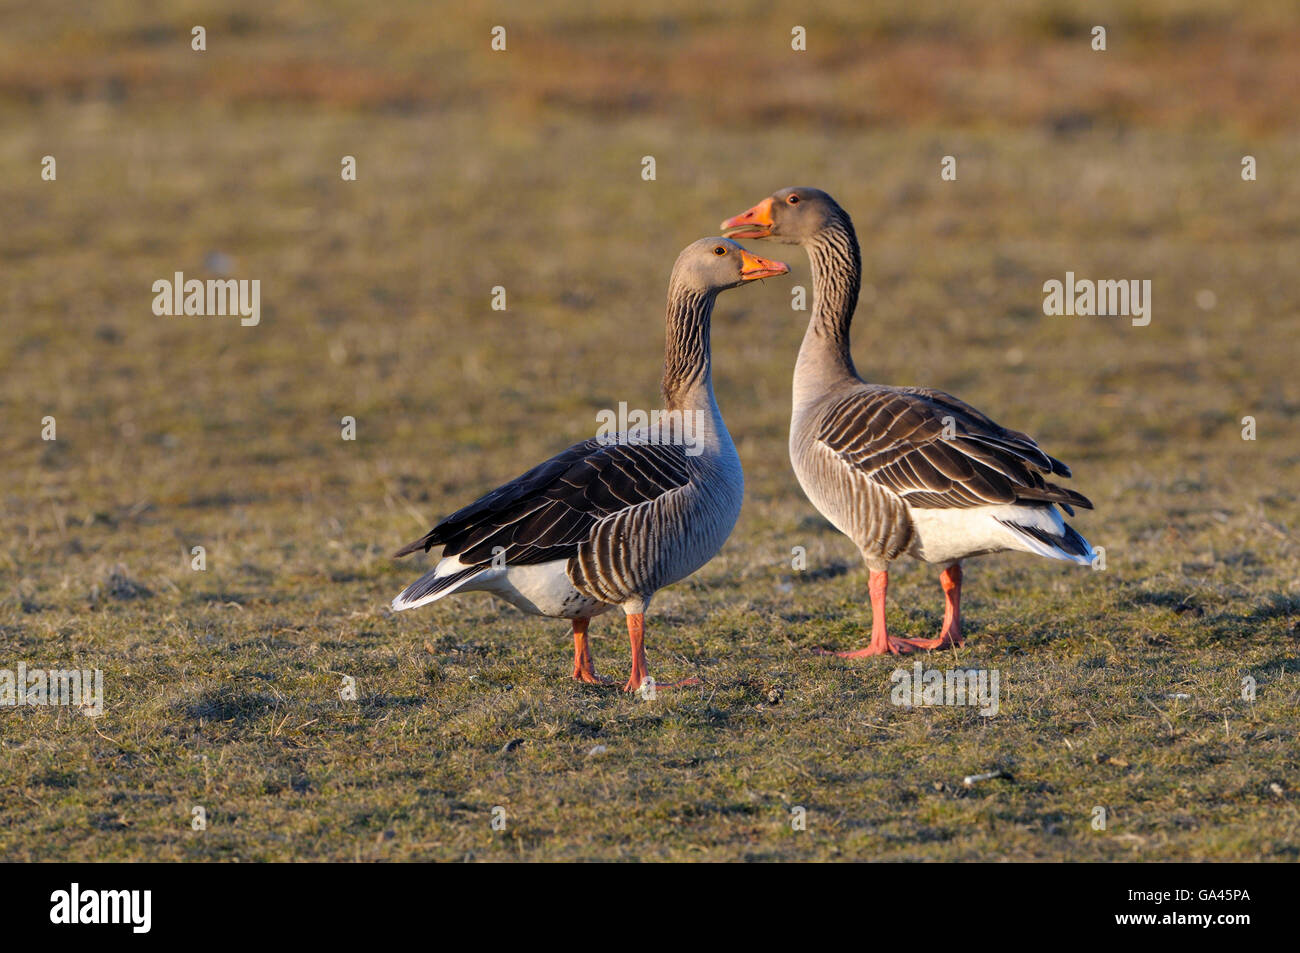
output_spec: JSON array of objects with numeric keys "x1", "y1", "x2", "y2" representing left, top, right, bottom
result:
[
  {"x1": 820, "y1": 569, "x2": 923, "y2": 658},
  {"x1": 571, "y1": 618, "x2": 610, "y2": 684},
  {"x1": 907, "y1": 563, "x2": 965, "y2": 650},
  {"x1": 623, "y1": 613, "x2": 649, "y2": 692},
  {"x1": 620, "y1": 613, "x2": 699, "y2": 694}
]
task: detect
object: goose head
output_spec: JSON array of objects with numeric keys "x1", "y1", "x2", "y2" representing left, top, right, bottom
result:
[
  {"x1": 720, "y1": 187, "x2": 845, "y2": 244},
  {"x1": 672, "y1": 237, "x2": 789, "y2": 292}
]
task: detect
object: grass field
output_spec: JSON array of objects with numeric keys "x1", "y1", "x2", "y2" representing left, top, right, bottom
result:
[{"x1": 2, "y1": 0, "x2": 1298, "y2": 861}]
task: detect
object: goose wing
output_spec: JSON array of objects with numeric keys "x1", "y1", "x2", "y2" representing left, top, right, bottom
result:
[
  {"x1": 816, "y1": 385, "x2": 1092, "y2": 513},
  {"x1": 394, "y1": 437, "x2": 694, "y2": 567}
]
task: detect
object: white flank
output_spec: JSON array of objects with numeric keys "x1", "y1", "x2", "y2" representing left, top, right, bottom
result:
[{"x1": 910, "y1": 503, "x2": 1094, "y2": 566}]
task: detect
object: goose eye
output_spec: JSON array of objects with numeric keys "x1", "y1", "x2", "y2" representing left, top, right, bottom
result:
[
  {"x1": 713, "y1": 245, "x2": 726, "y2": 256},
  {"x1": 787, "y1": 194, "x2": 800, "y2": 205}
]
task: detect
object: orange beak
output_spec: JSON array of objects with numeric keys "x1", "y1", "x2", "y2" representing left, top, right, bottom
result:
[
  {"x1": 739, "y1": 249, "x2": 789, "y2": 281},
  {"x1": 721, "y1": 197, "x2": 775, "y2": 239}
]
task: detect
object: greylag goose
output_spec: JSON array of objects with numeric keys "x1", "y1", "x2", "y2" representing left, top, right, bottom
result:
[
  {"x1": 721, "y1": 188, "x2": 1094, "y2": 655},
  {"x1": 392, "y1": 238, "x2": 789, "y2": 690}
]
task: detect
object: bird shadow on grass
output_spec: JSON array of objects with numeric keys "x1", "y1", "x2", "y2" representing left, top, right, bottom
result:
[
  {"x1": 178, "y1": 686, "x2": 279, "y2": 724},
  {"x1": 1244, "y1": 654, "x2": 1300, "y2": 678},
  {"x1": 797, "y1": 562, "x2": 854, "y2": 583},
  {"x1": 1201, "y1": 593, "x2": 1299, "y2": 643},
  {"x1": 178, "y1": 686, "x2": 426, "y2": 728},
  {"x1": 1130, "y1": 589, "x2": 1204, "y2": 614},
  {"x1": 1127, "y1": 589, "x2": 1298, "y2": 642},
  {"x1": 1241, "y1": 592, "x2": 1300, "y2": 622}
]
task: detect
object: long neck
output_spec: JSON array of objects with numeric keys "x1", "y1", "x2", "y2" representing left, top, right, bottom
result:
[
  {"x1": 661, "y1": 285, "x2": 717, "y2": 411},
  {"x1": 795, "y1": 215, "x2": 861, "y2": 406}
]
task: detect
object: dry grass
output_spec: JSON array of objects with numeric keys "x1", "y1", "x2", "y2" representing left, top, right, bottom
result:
[
  {"x1": 3, "y1": 1, "x2": 1298, "y2": 130},
  {"x1": 1, "y1": 0, "x2": 1297, "y2": 861}
]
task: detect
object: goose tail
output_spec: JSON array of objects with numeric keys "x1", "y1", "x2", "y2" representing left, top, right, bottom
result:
[
  {"x1": 391, "y1": 562, "x2": 485, "y2": 611},
  {"x1": 998, "y1": 516, "x2": 1095, "y2": 566}
]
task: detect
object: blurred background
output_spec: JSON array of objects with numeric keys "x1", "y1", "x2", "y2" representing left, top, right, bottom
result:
[
  {"x1": 3, "y1": 0, "x2": 1296, "y2": 539},
  {"x1": 1, "y1": 1, "x2": 1297, "y2": 860}
]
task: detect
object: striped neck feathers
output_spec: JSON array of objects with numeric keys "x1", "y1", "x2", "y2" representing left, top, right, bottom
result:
[
  {"x1": 803, "y1": 214, "x2": 861, "y2": 379},
  {"x1": 661, "y1": 285, "x2": 716, "y2": 410}
]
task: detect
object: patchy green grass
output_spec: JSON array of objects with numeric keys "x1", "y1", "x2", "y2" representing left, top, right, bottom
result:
[{"x1": 1, "y1": 0, "x2": 1298, "y2": 861}]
